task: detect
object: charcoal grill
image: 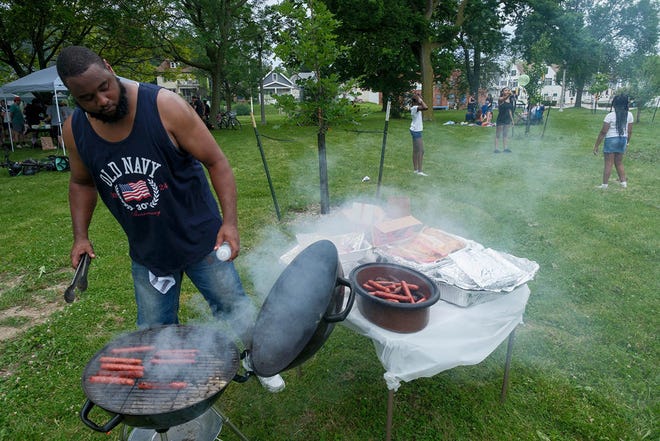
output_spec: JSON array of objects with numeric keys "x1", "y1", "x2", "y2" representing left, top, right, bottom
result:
[
  {"x1": 80, "y1": 240, "x2": 355, "y2": 439},
  {"x1": 81, "y1": 325, "x2": 240, "y2": 433}
]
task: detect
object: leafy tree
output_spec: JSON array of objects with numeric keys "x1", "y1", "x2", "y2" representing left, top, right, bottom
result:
[
  {"x1": 588, "y1": 73, "x2": 610, "y2": 113},
  {"x1": 248, "y1": 3, "x2": 279, "y2": 125},
  {"x1": 513, "y1": 0, "x2": 658, "y2": 109},
  {"x1": 456, "y1": 0, "x2": 508, "y2": 97},
  {"x1": 324, "y1": 0, "x2": 420, "y2": 117},
  {"x1": 157, "y1": 0, "x2": 258, "y2": 119},
  {"x1": 605, "y1": 0, "x2": 660, "y2": 121},
  {"x1": 512, "y1": 0, "x2": 606, "y2": 108},
  {"x1": 273, "y1": 0, "x2": 355, "y2": 214},
  {"x1": 326, "y1": 0, "x2": 472, "y2": 121},
  {"x1": 0, "y1": 0, "x2": 87, "y2": 77},
  {"x1": 621, "y1": 55, "x2": 660, "y2": 122},
  {"x1": 0, "y1": 0, "x2": 167, "y2": 81},
  {"x1": 327, "y1": 0, "x2": 527, "y2": 117}
]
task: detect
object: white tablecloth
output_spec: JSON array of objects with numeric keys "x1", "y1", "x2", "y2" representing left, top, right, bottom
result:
[{"x1": 342, "y1": 284, "x2": 530, "y2": 391}]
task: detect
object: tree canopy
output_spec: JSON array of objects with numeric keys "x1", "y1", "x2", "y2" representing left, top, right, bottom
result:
[{"x1": 0, "y1": 0, "x2": 657, "y2": 121}]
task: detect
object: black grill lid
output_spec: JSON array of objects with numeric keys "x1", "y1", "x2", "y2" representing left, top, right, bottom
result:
[{"x1": 250, "y1": 240, "x2": 349, "y2": 376}]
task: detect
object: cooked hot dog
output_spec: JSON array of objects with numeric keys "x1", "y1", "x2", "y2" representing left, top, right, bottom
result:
[
  {"x1": 153, "y1": 349, "x2": 200, "y2": 359},
  {"x1": 137, "y1": 381, "x2": 188, "y2": 390},
  {"x1": 97, "y1": 369, "x2": 144, "y2": 378},
  {"x1": 401, "y1": 280, "x2": 415, "y2": 302},
  {"x1": 110, "y1": 345, "x2": 155, "y2": 354},
  {"x1": 100, "y1": 363, "x2": 145, "y2": 372},
  {"x1": 89, "y1": 375, "x2": 135, "y2": 386},
  {"x1": 99, "y1": 356, "x2": 143, "y2": 365},
  {"x1": 372, "y1": 291, "x2": 410, "y2": 302}
]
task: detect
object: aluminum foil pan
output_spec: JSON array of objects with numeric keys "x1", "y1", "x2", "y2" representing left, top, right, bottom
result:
[
  {"x1": 430, "y1": 245, "x2": 539, "y2": 292},
  {"x1": 375, "y1": 241, "x2": 538, "y2": 293}
]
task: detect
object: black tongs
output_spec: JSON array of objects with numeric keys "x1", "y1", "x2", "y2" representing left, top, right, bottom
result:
[{"x1": 64, "y1": 253, "x2": 91, "y2": 303}]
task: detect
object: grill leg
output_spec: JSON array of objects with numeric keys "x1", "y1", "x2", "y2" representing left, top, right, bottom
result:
[
  {"x1": 500, "y1": 328, "x2": 517, "y2": 403},
  {"x1": 215, "y1": 408, "x2": 251, "y2": 441},
  {"x1": 120, "y1": 424, "x2": 130, "y2": 441},
  {"x1": 386, "y1": 389, "x2": 394, "y2": 441}
]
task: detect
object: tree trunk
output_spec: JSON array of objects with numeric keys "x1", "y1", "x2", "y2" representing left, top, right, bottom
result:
[
  {"x1": 463, "y1": 45, "x2": 480, "y2": 97},
  {"x1": 223, "y1": 80, "x2": 233, "y2": 112},
  {"x1": 472, "y1": 50, "x2": 481, "y2": 97},
  {"x1": 574, "y1": 81, "x2": 584, "y2": 108},
  {"x1": 419, "y1": 40, "x2": 435, "y2": 121},
  {"x1": 210, "y1": 70, "x2": 223, "y2": 123},
  {"x1": 463, "y1": 46, "x2": 474, "y2": 95},
  {"x1": 318, "y1": 130, "x2": 329, "y2": 214}
]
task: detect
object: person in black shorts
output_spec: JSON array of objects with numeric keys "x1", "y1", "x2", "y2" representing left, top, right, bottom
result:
[{"x1": 494, "y1": 88, "x2": 514, "y2": 153}]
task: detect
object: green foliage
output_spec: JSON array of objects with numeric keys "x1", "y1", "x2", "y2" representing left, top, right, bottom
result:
[
  {"x1": 456, "y1": 0, "x2": 508, "y2": 95},
  {"x1": 272, "y1": 94, "x2": 300, "y2": 120},
  {"x1": 324, "y1": 0, "x2": 420, "y2": 107},
  {"x1": 272, "y1": 0, "x2": 353, "y2": 212},
  {"x1": 273, "y1": 0, "x2": 356, "y2": 130},
  {"x1": 623, "y1": 55, "x2": 660, "y2": 116},
  {"x1": 159, "y1": 0, "x2": 259, "y2": 117},
  {"x1": 588, "y1": 73, "x2": 610, "y2": 97},
  {"x1": 516, "y1": 35, "x2": 550, "y2": 108},
  {"x1": 232, "y1": 103, "x2": 250, "y2": 116},
  {"x1": 0, "y1": 0, "x2": 169, "y2": 80},
  {"x1": 273, "y1": 76, "x2": 361, "y2": 128},
  {"x1": 275, "y1": 0, "x2": 344, "y2": 77},
  {"x1": 512, "y1": 0, "x2": 659, "y2": 108}
]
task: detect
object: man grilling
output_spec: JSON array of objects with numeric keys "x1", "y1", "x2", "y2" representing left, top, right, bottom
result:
[{"x1": 57, "y1": 46, "x2": 284, "y2": 393}]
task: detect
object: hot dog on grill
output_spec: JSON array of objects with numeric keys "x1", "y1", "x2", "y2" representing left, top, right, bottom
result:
[{"x1": 89, "y1": 375, "x2": 135, "y2": 386}]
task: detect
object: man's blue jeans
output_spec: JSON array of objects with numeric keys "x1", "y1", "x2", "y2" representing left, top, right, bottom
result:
[{"x1": 131, "y1": 250, "x2": 256, "y2": 344}]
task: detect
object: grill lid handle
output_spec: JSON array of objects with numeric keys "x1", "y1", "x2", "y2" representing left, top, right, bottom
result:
[
  {"x1": 323, "y1": 276, "x2": 354, "y2": 323},
  {"x1": 80, "y1": 399, "x2": 124, "y2": 433}
]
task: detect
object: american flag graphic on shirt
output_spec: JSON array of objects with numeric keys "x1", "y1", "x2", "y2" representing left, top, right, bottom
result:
[{"x1": 118, "y1": 180, "x2": 151, "y2": 202}]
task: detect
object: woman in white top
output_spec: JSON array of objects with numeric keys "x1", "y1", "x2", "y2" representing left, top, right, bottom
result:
[
  {"x1": 593, "y1": 94, "x2": 633, "y2": 188},
  {"x1": 409, "y1": 93, "x2": 428, "y2": 176}
]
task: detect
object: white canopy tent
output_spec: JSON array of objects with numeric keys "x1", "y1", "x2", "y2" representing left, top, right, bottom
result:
[
  {"x1": 1, "y1": 66, "x2": 67, "y2": 94},
  {"x1": 1, "y1": 66, "x2": 69, "y2": 154}
]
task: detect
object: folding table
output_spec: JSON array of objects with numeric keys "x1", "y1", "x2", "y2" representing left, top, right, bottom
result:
[{"x1": 342, "y1": 284, "x2": 530, "y2": 440}]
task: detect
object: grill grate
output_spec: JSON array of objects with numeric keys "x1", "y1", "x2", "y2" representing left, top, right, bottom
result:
[{"x1": 82, "y1": 325, "x2": 239, "y2": 416}]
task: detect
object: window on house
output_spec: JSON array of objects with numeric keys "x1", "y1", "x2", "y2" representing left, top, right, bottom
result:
[
  {"x1": 169, "y1": 61, "x2": 178, "y2": 69},
  {"x1": 510, "y1": 70, "x2": 517, "y2": 76},
  {"x1": 273, "y1": 73, "x2": 278, "y2": 82}
]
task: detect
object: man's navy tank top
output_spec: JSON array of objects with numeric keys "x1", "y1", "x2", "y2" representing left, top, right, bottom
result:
[{"x1": 72, "y1": 82, "x2": 222, "y2": 276}]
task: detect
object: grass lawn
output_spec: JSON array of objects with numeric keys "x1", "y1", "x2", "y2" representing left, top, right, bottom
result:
[{"x1": 0, "y1": 105, "x2": 657, "y2": 441}]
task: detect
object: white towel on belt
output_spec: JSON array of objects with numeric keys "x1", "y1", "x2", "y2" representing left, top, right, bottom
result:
[{"x1": 148, "y1": 271, "x2": 175, "y2": 294}]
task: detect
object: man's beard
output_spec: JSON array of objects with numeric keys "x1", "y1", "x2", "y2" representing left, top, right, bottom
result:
[{"x1": 84, "y1": 77, "x2": 129, "y2": 123}]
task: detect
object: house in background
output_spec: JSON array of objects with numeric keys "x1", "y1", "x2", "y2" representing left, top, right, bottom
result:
[
  {"x1": 496, "y1": 63, "x2": 568, "y2": 107},
  {"x1": 493, "y1": 61, "x2": 622, "y2": 108},
  {"x1": 262, "y1": 70, "x2": 297, "y2": 103},
  {"x1": 262, "y1": 70, "x2": 382, "y2": 105},
  {"x1": 155, "y1": 60, "x2": 203, "y2": 102}
]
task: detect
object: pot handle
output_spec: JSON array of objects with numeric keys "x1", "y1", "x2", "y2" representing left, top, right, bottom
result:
[
  {"x1": 80, "y1": 399, "x2": 124, "y2": 433},
  {"x1": 323, "y1": 277, "x2": 355, "y2": 323}
]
